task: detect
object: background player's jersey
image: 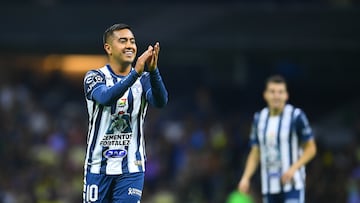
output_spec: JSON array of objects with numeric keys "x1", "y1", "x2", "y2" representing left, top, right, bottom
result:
[
  {"x1": 83, "y1": 65, "x2": 166, "y2": 175},
  {"x1": 249, "y1": 104, "x2": 313, "y2": 194}
]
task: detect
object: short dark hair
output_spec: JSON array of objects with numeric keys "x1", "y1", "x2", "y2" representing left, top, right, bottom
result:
[
  {"x1": 265, "y1": 74, "x2": 287, "y2": 89},
  {"x1": 103, "y1": 23, "x2": 132, "y2": 44}
]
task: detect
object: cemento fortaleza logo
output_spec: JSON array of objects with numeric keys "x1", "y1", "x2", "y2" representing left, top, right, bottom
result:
[{"x1": 103, "y1": 149, "x2": 127, "y2": 159}]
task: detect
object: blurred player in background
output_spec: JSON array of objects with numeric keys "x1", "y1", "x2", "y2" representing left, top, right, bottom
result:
[
  {"x1": 238, "y1": 75, "x2": 316, "y2": 203},
  {"x1": 83, "y1": 23, "x2": 168, "y2": 203}
]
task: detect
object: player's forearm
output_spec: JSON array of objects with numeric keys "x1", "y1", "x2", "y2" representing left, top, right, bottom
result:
[
  {"x1": 93, "y1": 70, "x2": 139, "y2": 105},
  {"x1": 291, "y1": 139, "x2": 316, "y2": 171},
  {"x1": 148, "y1": 68, "x2": 168, "y2": 107},
  {"x1": 242, "y1": 147, "x2": 260, "y2": 180}
]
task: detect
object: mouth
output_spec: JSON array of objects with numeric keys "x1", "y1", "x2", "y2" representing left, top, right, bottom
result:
[{"x1": 124, "y1": 50, "x2": 134, "y2": 57}]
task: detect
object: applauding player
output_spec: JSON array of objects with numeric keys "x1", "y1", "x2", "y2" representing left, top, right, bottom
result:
[{"x1": 83, "y1": 23, "x2": 168, "y2": 203}]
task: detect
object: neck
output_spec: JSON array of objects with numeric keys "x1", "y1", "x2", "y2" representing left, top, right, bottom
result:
[
  {"x1": 269, "y1": 107, "x2": 284, "y2": 116},
  {"x1": 109, "y1": 61, "x2": 132, "y2": 76}
]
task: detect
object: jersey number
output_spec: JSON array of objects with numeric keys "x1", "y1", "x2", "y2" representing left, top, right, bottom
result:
[{"x1": 85, "y1": 184, "x2": 98, "y2": 202}]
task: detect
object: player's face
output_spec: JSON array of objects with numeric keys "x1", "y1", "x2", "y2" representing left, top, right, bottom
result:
[
  {"x1": 105, "y1": 29, "x2": 137, "y2": 65},
  {"x1": 264, "y1": 82, "x2": 288, "y2": 112}
]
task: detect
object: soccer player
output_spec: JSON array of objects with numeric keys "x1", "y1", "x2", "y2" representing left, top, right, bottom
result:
[
  {"x1": 83, "y1": 23, "x2": 168, "y2": 203},
  {"x1": 237, "y1": 75, "x2": 316, "y2": 203}
]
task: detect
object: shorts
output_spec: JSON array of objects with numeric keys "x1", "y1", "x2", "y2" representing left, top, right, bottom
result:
[
  {"x1": 83, "y1": 172, "x2": 144, "y2": 203},
  {"x1": 263, "y1": 189, "x2": 304, "y2": 203}
]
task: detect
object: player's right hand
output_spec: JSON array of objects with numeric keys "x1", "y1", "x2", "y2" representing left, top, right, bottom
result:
[
  {"x1": 134, "y1": 45, "x2": 153, "y2": 75},
  {"x1": 238, "y1": 178, "x2": 250, "y2": 194}
]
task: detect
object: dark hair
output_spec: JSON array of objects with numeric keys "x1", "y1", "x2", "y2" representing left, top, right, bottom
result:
[
  {"x1": 265, "y1": 74, "x2": 287, "y2": 89},
  {"x1": 103, "y1": 23, "x2": 132, "y2": 44}
]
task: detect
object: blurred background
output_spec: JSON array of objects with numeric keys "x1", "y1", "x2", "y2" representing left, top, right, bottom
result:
[{"x1": 0, "y1": 0, "x2": 360, "y2": 203}]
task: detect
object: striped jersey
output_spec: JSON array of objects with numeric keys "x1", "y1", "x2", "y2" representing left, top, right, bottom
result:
[
  {"x1": 83, "y1": 65, "x2": 167, "y2": 175},
  {"x1": 249, "y1": 104, "x2": 313, "y2": 194}
]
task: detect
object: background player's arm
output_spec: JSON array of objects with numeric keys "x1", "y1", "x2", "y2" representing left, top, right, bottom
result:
[
  {"x1": 238, "y1": 146, "x2": 260, "y2": 193},
  {"x1": 281, "y1": 110, "x2": 317, "y2": 184},
  {"x1": 281, "y1": 139, "x2": 316, "y2": 184}
]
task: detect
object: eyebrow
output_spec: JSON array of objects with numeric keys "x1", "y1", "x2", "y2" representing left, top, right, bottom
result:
[{"x1": 118, "y1": 37, "x2": 135, "y2": 40}]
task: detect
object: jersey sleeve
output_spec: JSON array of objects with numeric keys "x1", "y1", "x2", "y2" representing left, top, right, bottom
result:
[
  {"x1": 84, "y1": 70, "x2": 106, "y2": 100},
  {"x1": 249, "y1": 112, "x2": 260, "y2": 146},
  {"x1": 295, "y1": 110, "x2": 314, "y2": 143},
  {"x1": 140, "y1": 68, "x2": 168, "y2": 108},
  {"x1": 84, "y1": 69, "x2": 140, "y2": 105}
]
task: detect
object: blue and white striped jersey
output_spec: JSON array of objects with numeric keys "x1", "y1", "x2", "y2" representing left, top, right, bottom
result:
[
  {"x1": 249, "y1": 104, "x2": 313, "y2": 194},
  {"x1": 83, "y1": 65, "x2": 167, "y2": 175}
]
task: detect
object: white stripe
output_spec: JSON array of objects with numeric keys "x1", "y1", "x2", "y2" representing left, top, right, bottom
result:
[
  {"x1": 280, "y1": 105, "x2": 292, "y2": 192},
  {"x1": 93, "y1": 107, "x2": 112, "y2": 174},
  {"x1": 258, "y1": 108, "x2": 269, "y2": 194}
]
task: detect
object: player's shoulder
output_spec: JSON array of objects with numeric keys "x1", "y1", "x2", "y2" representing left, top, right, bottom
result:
[
  {"x1": 253, "y1": 107, "x2": 267, "y2": 121},
  {"x1": 256, "y1": 106, "x2": 269, "y2": 116},
  {"x1": 84, "y1": 68, "x2": 106, "y2": 86},
  {"x1": 287, "y1": 104, "x2": 309, "y2": 121},
  {"x1": 290, "y1": 104, "x2": 304, "y2": 114},
  {"x1": 85, "y1": 66, "x2": 107, "y2": 77}
]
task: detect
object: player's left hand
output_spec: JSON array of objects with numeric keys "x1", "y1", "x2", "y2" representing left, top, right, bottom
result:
[
  {"x1": 281, "y1": 167, "x2": 296, "y2": 184},
  {"x1": 146, "y1": 42, "x2": 160, "y2": 72}
]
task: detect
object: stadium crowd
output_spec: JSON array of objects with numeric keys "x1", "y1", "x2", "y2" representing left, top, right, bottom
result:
[{"x1": 0, "y1": 64, "x2": 359, "y2": 203}]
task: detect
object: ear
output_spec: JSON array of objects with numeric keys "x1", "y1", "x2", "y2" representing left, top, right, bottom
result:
[{"x1": 104, "y1": 43, "x2": 112, "y2": 55}]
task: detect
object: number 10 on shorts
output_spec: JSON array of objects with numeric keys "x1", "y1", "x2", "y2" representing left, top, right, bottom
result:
[{"x1": 85, "y1": 184, "x2": 98, "y2": 202}]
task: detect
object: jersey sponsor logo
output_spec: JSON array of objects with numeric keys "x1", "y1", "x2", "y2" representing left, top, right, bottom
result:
[
  {"x1": 100, "y1": 111, "x2": 133, "y2": 147},
  {"x1": 100, "y1": 133, "x2": 132, "y2": 147},
  {"x1": 128, "y1": 187, "x2": 142, "y2": 197},
  {"x1": 103, "y1": 149, "x2": 127, "y2": 159}
]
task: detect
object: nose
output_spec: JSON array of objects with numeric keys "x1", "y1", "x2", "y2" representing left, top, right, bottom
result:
[{"x1": 125, "y1": 41, "x2": 135, "y2": 48}]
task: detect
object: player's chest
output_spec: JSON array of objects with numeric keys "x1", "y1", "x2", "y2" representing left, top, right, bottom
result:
[
  {"x1": 120, "y1": 83, "x2": 142, "y2": 109},
  {"x1": 257, "y1": 116, "x2": 292, "y2": 144}
]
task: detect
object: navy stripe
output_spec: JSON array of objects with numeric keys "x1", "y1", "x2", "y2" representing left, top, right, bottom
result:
[
  {"x1": 111, "y1": 102, "x2": 116, "y2": 114},
  {"x1": 262, "y1": 111, "x2": 270, "y2": 193},
  {"x1": 136, "y1": 118, "x2": 142, "y2": 171},
  {"x1": 99, "y1": 150, "x2": 108, "y2": 174},
  {"x1": 87, "y1": 105, "x2": 103, "y2": 173},
  {"x1": 253, "y1": 113, "x2": 260, "y2": 145},
  {"x1": 288, "y1": 107, "x2": 296, "y2": 190},
  {"x1": 135, "y1": 95, "x2": 146, "y2": 171}
]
